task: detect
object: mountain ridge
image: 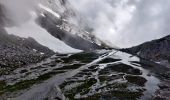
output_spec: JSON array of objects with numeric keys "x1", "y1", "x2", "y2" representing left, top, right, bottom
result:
[{"x1": 121, "y1": 35, "x2": 170, "y2": 68}]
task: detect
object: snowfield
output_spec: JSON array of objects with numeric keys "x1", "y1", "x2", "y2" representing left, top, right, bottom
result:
[{"x1": 5, "y1": 11, "x2": 81, "y2": 53}]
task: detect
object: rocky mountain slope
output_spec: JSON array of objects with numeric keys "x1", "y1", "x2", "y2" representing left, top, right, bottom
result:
[
  {"x1": 121, "y1": 35, "x2": 170, "y2": 67},
  {"x1": 36, "y1": 0, "x2": 109, "y2": 50},
  {"x1": 1, "y1": 0, "x2": 109, "y2": 53},
  {"x1": 0, "y1": 27, "x2": 54, "y2": 75},
  {"x1": 0, "y1": 3, "x2": 56, "y2": 75},
  {"x1": 0, "y1": 0, "x2": 109, "y2": 79}
]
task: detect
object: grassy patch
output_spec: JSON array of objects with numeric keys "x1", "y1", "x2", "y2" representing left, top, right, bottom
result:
[
  {"x1": 60, "y1": 78, "x2": 97, "y2": 99},
  {"x1": 125, "y1": 75, "x2": 147, "y2": 86},
  {"x1": 61, "y1": 52, "x2": 99, "y2": 63},
  {"x1": 98, "y1": 58, "x2": 121, "y2": 64},
  {"x1": 0, "y1": 71, "x2": 65, "y2": 95},
  {"x1": 54, "y1": 64, "x2": 84, "y2": 71}
]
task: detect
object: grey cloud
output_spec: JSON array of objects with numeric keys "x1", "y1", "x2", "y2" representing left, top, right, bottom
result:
[
  {"x1": 0, "y1": 0, "x2": 37, "y2": 25},
  {"x1": 69, "y1": 0, "x2": 170, "y2": 48}
]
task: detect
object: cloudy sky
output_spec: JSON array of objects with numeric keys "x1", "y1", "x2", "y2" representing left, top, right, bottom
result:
[
  {"x1": 69, "y1": 0, "x2": 170, "y2": 48},
  {"x1": 0, "y1": 0, "x2": 170, "y2": 48}
]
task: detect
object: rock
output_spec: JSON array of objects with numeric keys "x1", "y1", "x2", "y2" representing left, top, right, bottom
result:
[
  {"x1": 154, "y1": 81, "x2": 170, "y2": 100},
  {"x1": 0, "y1": 26, "x2": 54, "y2": 75},
  {"x1": 121, "y1": 35, "x2": 170, "y2": 68},
  {"x1": 153, "y1": 96, "x2": 167, "y2": 100}
]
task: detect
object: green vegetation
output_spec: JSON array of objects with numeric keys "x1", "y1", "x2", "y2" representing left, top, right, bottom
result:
[
  {"x1": 61, "y1": 52, "x2": 99, "y2": 63},
  {"x1": 125, "y1": 75, "x2": 147, "y2": 86},
  {"x1": 54, "y1": 64, "x2": 84, "y2": 71},
  {"x1": 60, "y1": 78, "x2": 97, "y2": 99},
  {"x1": 98, "y1": 57, "x2": 121, "y2": 64},
  {"x1": 0, "y1": 71, "x2": 65, "y2": 95}
]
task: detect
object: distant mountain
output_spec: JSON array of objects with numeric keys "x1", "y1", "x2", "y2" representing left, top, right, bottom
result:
[{"x1": 122, "y1": 35, "x2": 170, "y2": 67}]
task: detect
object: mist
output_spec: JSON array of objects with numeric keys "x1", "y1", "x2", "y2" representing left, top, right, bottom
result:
[
  {"x1": 0, "y1": 0, "x2": 38, "y2": 25},
  {"x1": 68, "y1": 0, "x2": 170, "y2": 48},
  {"x1": 0, "y1": 0, "x2": 80, "y2": 53},
  {"x1": 1, "y1": 0, "x2": 170, "y2": 49}
]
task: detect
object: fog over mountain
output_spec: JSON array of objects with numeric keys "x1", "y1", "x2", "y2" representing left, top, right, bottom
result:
[
  {"x1": 0, "y1": 0, "x2": 82, "y2": 53},
  {"x1": 69, "y1": 0, "x2": 170, "y2": 48},
  {"x1": 0, "y1": 0, "x2": 169, "y2": 49}
]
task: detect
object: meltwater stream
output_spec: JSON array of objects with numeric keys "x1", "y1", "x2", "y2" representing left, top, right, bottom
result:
[{"x1": 0, "y1": 50, "x2": 164, "y2": 100}]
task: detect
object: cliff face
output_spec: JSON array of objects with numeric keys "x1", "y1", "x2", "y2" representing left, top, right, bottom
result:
[{"x1": 122, "y1": 35, "x2": 170, "y2": 67}]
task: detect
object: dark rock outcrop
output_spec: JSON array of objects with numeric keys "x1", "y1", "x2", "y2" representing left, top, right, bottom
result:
[
  {"x1": 36, "y1": 13, "x2": 103, "y2": 51},
  {"x1": 122, "y1": 35, "x2": 170, "y2": 67}
]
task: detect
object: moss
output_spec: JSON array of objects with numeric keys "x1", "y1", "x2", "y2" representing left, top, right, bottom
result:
[
  {"x1": 88, "y1": 65, "x2": 98, "y2": 70},
  {"x1": 0, "y1": 71, "x2": 65, "y2": 95},
  {"x1": 5, "y1": 80, "x2": 37, "y2": 92},
  {"x1": 54, "y1": 64, "x2": 84, "y2": 71},
  {"x1": 99, "y1": 76, "x2": 107, "y2": 82},
  {"x1": 110, "y1": 90, "x2": 143, "y2": 100},
  {"x1": 96, "y1": 82, "x2": 128, "y2": 92},
  {"x1": 61, "y1": 78, "x2": 97, "y2": 99},
  {"x1": 0, "y1": 81, "x2": 6, "y2": 95},
  {"x1": 158, "y1": 71, "x2": 170, "y2": 80},
  {"x1": 47, "y1": 61, "x2": 57, "y2": 67},
  {"x1": 79, "y1": 71, "x2": 92, "y2": 76},
  {"x1": 80, "y1": 88, "x2": 90, "y2": 95},
  {"x1": 98, "y1": 58, "x2": 121, "y2": 64},
  {"x1": 61, "y1": 52, "x2": 99, "y2": 63},
  {"x1": 20, "y1": 69, "x2": 28, "y2": 73},
  {"x1": 125, "y1": 75, "x2": 147, "y2": 86},
  {"x1": 74, "y1": 89, "x2": 143, "y2": 100}
]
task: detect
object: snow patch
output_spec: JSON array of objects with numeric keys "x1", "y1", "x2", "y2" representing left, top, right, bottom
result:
[
  {"x1": 33, "y1": 49, "x2": 37, "y2": 52},
  {"x1": 40, "y1": 52, "x2": 45, "y2": 55},
  {"x1": 38, "y1": 3, "x2": 60, "y2": 18},
  {"x1": 41, "y1": 13, "x2": 45, "y2": 17},
  {"x1": 5, "y1": 11, "x2": 81, "y2": 53}
]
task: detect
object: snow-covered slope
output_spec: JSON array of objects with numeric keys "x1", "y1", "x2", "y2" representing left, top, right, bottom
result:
[
  {"x1": 0, "y1": 0, "x2": 107, "y2": 53},
  {"x1": 5, "y1": 11, "x2": 80, "y2": 53}
]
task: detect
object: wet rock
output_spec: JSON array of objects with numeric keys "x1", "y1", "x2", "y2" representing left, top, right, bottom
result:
[
  {"x1": 159, "y1": 71, "x2": 170, "y2": 80},
  {"x1": 154, "y1": 81, "x2": 170, "y2": 100},
  {"x1": 153, "y1": 96, "x2": 167, "y2": 100},
  {"x1": 99, "y1": 63, "x2": 142, "y2": 75},
  {"x1": 158, "y1": 84, "x2": 170, "y2": 90}
]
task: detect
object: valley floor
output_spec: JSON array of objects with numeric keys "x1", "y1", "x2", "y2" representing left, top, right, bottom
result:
[{"x1": 0, "y1": 50, "x2": 170, "y2": 100}]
